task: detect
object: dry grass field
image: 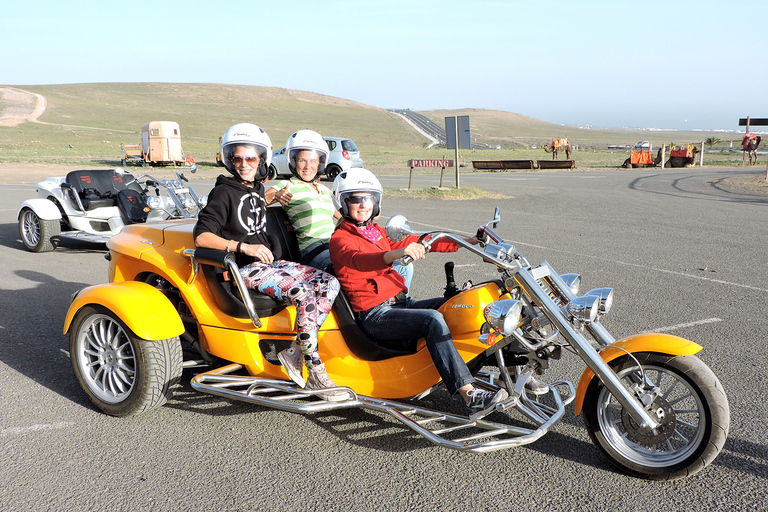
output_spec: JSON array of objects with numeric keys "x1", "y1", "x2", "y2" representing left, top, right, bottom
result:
[{"x1": 0, "y1": 83, "x2": 763, "y2": 178}]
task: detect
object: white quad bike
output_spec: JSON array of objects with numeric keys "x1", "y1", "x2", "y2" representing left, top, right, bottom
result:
[{"x1": 17, "y1": 166, "x2": 205, "y2": 252}]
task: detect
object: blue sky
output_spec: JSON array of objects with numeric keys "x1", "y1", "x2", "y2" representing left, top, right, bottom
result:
[{"x1": 3, "y1": 0, "x2": 765, "y2": 131}]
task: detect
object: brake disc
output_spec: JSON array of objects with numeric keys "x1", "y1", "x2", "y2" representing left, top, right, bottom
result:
[{"x1": 621, "y1": 396, "x2": 677, "y2": 445}]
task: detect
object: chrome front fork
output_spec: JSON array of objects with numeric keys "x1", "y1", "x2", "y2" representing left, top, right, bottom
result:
[{"x1": 515, "y1": 267, "x2": 660, "y2": 430}]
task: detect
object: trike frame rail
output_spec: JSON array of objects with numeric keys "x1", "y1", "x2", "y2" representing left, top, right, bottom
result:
[{"x1": 191, "y1": 364, "x2": 574, "y2": 453}]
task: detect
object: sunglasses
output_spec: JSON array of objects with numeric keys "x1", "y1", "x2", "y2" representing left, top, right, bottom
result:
[
  {"x1": 346, "y1": 195, "x2": 375, "y2": 205},
  {"x1": 231, "y1": 156, "x2": 260, "y2": 165}
]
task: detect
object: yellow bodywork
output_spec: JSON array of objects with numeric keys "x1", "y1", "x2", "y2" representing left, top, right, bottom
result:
[
  {"x1": 64, "y1": 220, "x2": 510, "y2": 399},
  {"x1": 63, "y1": 281, "x2": 184, "y2": 340},
  {"x1": 572, "y1": 333, "x2": 702, "y2": 415}
]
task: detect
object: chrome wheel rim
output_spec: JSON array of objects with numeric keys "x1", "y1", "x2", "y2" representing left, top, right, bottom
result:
[
  {"x1": 75, "y1": 314, "x2": 136, "y2": 403},
  {"x1": 21, "y1": 210, "x2": 41, "y2": 246},
  {"x1": 596, "y1": 364, "x2": 706, "y2": 467}
]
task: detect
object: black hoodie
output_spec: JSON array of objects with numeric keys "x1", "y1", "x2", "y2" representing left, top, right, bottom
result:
[{"x1": 193, "y1": 175, "x2": 280, "y2": 266}]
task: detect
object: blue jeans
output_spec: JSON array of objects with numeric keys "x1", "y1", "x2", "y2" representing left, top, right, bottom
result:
[
  {"x1": 356, "y1": 296, "x2": 474, "y2": 396},
  {"x1": 393, "y1": 260, "x2": 413, "y2": 292}
]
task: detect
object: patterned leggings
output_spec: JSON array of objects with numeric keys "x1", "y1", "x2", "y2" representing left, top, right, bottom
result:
[{"x1": 240, "y1": 260, "x2": 339, "y2": 368}]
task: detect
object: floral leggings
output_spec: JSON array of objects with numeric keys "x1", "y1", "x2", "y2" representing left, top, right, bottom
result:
[{"x1": 240, "y1": 260, "x2": 339, "y2": 369}]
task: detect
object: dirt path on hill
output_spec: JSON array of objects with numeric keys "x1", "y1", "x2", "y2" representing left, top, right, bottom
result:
[{"x1": 0, "y1": 87, "x2": 47, "y2": 127}]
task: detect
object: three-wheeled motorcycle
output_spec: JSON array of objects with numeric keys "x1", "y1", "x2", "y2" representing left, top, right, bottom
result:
[
  {"x1": 63, "y1": 207, "x2": 729, "y2": 480},
  {"x1": 18, "y1": 165, "x2": 204, "y2": 252}
]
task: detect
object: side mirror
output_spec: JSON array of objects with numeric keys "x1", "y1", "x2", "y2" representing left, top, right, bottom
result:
[
  {"x1": 385, "y1": 214, "x2": 414, "y2": 241},
  {"x1": 189, "y1": 163, "x2": 197, "y2": 174}
]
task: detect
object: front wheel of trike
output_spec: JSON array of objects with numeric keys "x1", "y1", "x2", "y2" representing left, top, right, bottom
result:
[
  {"x1": 583, "y1": 352, "x2": 729, "y2": 480},
  {"x1": 69, "y1": 305, "x2": 182, "y2": 417}
]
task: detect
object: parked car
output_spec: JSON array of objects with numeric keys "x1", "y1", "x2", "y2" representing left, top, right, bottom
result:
[
  {"x1": 634, "y1": 141, "x2": 650, "y2": 149},
  {"x1": 269, "y1": 137, "x2": 364, "y2": 180}
]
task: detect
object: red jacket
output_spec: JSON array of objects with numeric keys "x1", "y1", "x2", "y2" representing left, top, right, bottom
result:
[{"x1": 330, "y1": 221, "x2": 458, "y2": 312}]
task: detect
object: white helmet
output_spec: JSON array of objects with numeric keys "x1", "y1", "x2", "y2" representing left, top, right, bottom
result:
[
  {"x1": 332, "y1": 168, "x2": 382, "y2": 223},
  {"x1": 285, "y1": 129, "x2": 329, "y2": 182},
  {"x1": 220, "y1": 123, "x2": 273, "y2": 183}
]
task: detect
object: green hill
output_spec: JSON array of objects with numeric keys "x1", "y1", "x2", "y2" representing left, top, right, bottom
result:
[{"x1": 0, "y1": 83, "x2": 747, "y2": 171}]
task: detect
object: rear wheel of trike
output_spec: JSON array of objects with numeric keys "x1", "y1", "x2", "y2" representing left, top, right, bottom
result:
[
  {"x1": 69, "y1": 305, "x2": 182, "y2": 417},
  {"x1": 583, "y1": 352, "x2": 729, "y2": 480},
  {"x1": 18, "y1": 207, "x2": 60, "y2": 252}
]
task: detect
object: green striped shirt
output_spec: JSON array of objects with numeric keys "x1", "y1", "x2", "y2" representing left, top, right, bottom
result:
[{"x1": 269, "y1": 178, "x2": 336, "y2": 254}]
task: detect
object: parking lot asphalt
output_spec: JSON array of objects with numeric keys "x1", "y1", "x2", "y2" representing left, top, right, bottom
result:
[{"x1": 1, "y1": 167, "x2": 766, "y2": 510}]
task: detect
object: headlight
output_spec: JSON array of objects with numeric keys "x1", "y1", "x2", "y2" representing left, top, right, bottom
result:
[
  {"x1": 483, "y1": 299, "x2": 522, "y2": 336},
  {"x1": 585, "y1": 288, "x2": 613, "y2": 315},
  {"x1": 566, "y1": 295, "x2": 599, "y2": 323},
  {"x1": 198, "y1": 194, "x2": 208, "y2": 208},
  {"x1": 559, "y1": 273, "x2": 581, "y2": 295},
  {"x1": 182, "y1": 196, "x2": 196, "y2": 210},
  {"x1": 147, "y1": 195, "x2": 163, "y2": 210}
]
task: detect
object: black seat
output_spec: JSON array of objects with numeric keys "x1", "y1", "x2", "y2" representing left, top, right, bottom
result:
[
  {"x1": 332, "y1": 291, "x2": 416, "y2": 361},
  {"x1": 117, "y1": 189, "x2": 149, "y2": 224},
  {"x1": 64, "y1": 169, "x2": 142, "y2": 211}
]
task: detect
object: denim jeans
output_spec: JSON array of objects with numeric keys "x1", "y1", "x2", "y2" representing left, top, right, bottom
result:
[
  {"x1": 393, "y1": 260, "x2": 413, "y2": 292},
  {"x1": 356, "y1": 296, "x2": 474, "y2": 396}
]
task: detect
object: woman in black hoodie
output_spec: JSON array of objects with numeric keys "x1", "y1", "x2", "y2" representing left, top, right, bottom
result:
[{"x1": 194, "y1": 123, "x2": 347, "y2": 402}]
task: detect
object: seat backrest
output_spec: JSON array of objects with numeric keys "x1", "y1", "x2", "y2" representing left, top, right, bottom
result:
[
  {"x1": 332, "y1": 291, "x2": 416, "y2": 361},
  {"x1": 264, "y1": 205, "x2": 301, "y2": 262},
  {"x1": 117, "y1": 189, "x2": 148, "y2": 224},
  {"x1": 65, "y1": 169, "x2": 128, "y2": 210}
]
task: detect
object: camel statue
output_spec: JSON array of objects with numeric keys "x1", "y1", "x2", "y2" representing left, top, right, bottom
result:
[
  {"x1": 542, "y1": 138, "x2": 572, "y2": 160},
  {"x1": 742, "y1": 133, "x2": 762, "y2": 165},
  {"x1": 621, "y1": 147, "x2": 663, "y2": 168},
  {"x1": 666, "y1": 146, "x2": 700, "y2": 168}
]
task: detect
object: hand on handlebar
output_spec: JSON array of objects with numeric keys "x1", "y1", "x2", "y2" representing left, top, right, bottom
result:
[{"x1": 400, "y1": 242, "x2": 426, "y2": 265}]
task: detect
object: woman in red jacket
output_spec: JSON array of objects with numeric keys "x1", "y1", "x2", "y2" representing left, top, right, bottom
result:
[{"x1": 329, "y1": 169, "x2": 507, "y2": 413}]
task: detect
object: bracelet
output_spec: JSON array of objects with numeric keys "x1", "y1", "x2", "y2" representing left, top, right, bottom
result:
[
  {"x1": 226, "y1": 240, "x2": 233, "y2": 252},
  {"x1": 236, "y1": 241, "x2": 243, "y2": 253}
]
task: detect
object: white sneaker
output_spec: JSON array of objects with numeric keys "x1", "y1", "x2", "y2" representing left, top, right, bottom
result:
[
  {"x1": 277, "y1": 346, "x2": 305, "y2": 387},
  {"x1": 306, "y1": 364, "x2": 350, "y2": 402}
]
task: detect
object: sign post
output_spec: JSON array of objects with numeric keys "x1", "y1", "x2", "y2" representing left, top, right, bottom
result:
[{"x1": 445, "y1": 115, "x2": 470, "y2": 189}]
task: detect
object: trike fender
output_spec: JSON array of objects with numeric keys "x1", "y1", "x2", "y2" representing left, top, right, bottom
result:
[
  {"x1": 18, "y1": 198, "x2": 62, "y2": 221},
  {"x1": 573, "y1": 333, "x2": 703, "y2": 415},
  {"x1": 63, "y1": 281, "x2": 184, "y2": 341}
]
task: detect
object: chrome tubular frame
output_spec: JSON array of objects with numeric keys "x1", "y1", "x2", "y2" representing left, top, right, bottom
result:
[
  {"x1": 191, "y1": 364, "x2": 573, "y2": 453},
  {"x1": 181, "y1": 249, "x2": 262, "y2": 327}
]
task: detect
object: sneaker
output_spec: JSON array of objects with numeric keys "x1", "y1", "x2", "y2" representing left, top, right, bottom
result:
[
  {"x1": 306, "y1": 363, "x2": 350, "y2": 402},
  {"x1": 277, "y1": 346, "x2": 305, "y2": 387},
  {"x1": 524, "y1": 376, "x2": 549, "y2": 396},
  {"x1": 466, "y1": 387, "x2": 508, "y2": 411}
]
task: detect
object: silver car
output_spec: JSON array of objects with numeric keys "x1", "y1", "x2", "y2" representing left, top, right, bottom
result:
[{"x1": 269, "y1": 137, "x2": 364, "y2": 181}]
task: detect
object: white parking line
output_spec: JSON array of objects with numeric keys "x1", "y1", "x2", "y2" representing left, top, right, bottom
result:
[
  {"x1": 0, "y1": 422, "x2": 72, "y2": 437},
  {"x1": 644, "y1": 318, "x2": 723, "y2": 334}
]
